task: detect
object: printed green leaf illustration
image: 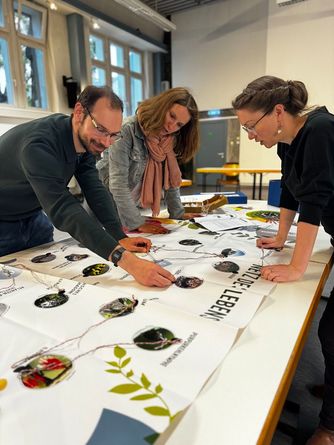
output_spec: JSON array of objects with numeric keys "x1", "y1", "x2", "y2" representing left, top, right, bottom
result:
[
  {"x1": 120, "y1": 357, "x2": 131, "y2": 368},
  {"x1": 110, "y1": 383, "x2": 141, "y2": 394},
  {"x1": 106, "y1": 345, "x2": 179, "y2": 437},
  {"x1": 141, "y1": 373, "x2": 151, "y2": 389},
  {"x1": 130, "y1": 394, "x2": 156, "y2": 401},
  {"x1": 114, "y1": 345, "x2": 126, "y2": 359},
  {"x1": 155, "y1": 384, "x2": 163, "y2": 394},
  {"x1": 144, "y1": 406, "x2": 170, "y2": 417}
]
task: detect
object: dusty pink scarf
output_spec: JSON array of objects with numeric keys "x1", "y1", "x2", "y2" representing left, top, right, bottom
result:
[{"x1": 140, "y1": 133, "x2": 182, "y2": 216}]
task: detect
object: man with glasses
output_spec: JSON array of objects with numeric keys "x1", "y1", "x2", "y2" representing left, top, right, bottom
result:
[{"x1": 0, "y1": 85, "x2": 175, "y2": 287}]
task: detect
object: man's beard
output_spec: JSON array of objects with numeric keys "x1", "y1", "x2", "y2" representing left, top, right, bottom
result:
[{"x1": 78, "y1": 130, "x2": 107, "y2": 155}]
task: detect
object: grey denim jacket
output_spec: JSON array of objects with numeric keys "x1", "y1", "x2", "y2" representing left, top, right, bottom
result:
[{"x1": 96, "y1": 116, "x2": 185, "y2": 230}]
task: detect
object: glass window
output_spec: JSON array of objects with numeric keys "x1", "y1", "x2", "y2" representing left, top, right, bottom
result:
[
  {"x1": 14, "y1": 1, "x2": 43, "y2": 39},
  {"x1": 130, "y1": 77, "x2": 143, "y2": 115},
  {"x1": 89, "y1": 33, "x2": 144, "y2": 118},
  {"x1": 110, "y1": 43, "x2": 124, "y2": 68},
  {"x1": 91, "y1": 66, "x2": 106, "y2": 86},
  {"x1": 0, "y1": 0, "x2": 5, "y2": 28},
  {"x1": 21, "y1": 45, "x2": 47, "y2": 108},
  {"x1": 129, "y1": 50, "x2": 142, "y2": 74},
  {"x1": 111, "y1": 72, "x2": 126, "y2": 101},
  {"x1": 0, "y1": 37, "x2": 13, "y2": 104},
  {"x1": 89, "y1": 35, "x2": 104, "y2": 62}
]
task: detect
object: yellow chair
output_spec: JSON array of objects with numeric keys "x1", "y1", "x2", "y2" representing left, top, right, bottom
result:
[
  {"x1": 181, "y1": 179, "x2": 193, "y2": 187},
  {"x1": 216, "y1": 162, "x2": 240, "y2": 192}
]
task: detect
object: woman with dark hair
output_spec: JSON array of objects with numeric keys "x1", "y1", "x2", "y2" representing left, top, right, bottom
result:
[
  {"x1": 97, "y1": 87, "x2": 199, "y2": 234},
  {"x1": 233, "y1": 75, "x2": 334, "y2": 444}
]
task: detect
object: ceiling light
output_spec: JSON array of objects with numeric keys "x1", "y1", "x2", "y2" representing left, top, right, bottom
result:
[
  {"x1": 49, "y1": 1, "x2": 58, "y2": 10},
  {"x1": 113, "y1": 0, "x2": 176, "y2": 32},
  {"x1": 92, "y1": 19, "x2": 100, "y2": 30}
]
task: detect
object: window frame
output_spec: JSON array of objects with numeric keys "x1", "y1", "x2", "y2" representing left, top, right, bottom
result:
[
  {"x1": 89, "y1": 31, "x2": 145, "y2": 117},
  {"x1": 14, "y1": 0, "x2": 47, "y2": 43},
  {"x1": 0, "y1": 0, "x2": 49, "y2": 111}
]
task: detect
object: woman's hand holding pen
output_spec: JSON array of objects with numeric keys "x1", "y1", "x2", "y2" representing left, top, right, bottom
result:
[
  {"x1": 256, "y1": 235, "x2": 285, "y2": 250},
  {"x1": 261, "y1": 263, "x2": 305, "y2": 282}
]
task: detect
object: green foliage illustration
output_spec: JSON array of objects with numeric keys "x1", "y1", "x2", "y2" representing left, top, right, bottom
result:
[{"x1": 106, "y1": 345, "x2": 180, "y2": 437}]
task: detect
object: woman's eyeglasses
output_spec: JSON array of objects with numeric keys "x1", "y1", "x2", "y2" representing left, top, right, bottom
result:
[
  {"x1": 241, "y1": 110, "x2": 271, "y2": 134},
  {"x1": 85, "y1": 107, "x2": 122, "y2": 142}
]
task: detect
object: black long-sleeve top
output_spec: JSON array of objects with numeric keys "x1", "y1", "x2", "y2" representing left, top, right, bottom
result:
[
  {"x1": 278, "y1": 106, "x2": 334, "y2": 237},
  {"x1": 0, "y1": 114, "x2": 126, "y2": 259}
]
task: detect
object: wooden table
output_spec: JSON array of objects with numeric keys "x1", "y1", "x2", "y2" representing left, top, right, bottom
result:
[{"x1": 196, "y1": 167, "x2": 281, "y2": 199}]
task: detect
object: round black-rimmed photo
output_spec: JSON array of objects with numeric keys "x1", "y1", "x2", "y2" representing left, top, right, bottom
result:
[
  {"x1": 82, "y1": 263, "x2": 109, "y2": 277},
  {"x1": 99, "y1": 298, "x2": 138, "y2": 319},
  {"x1": 34, "y1": 290, "x2": 69, "y2": 308},
  {"x1": 175, "y1": 275, "x2": 203, "y2": 289},
  {"x1": 133, "y1": 327, "x2": 179, "y2": 351},
  {"x1": 13, "y1": 354, "x2": 73, "y2": 389},
  {"x1": 31, "y1": 253, "x2": 56, "y2": 263},
  {"x1": 0, "y1": 266, "x2": 22, "y2": 280},
  {"x1": 179, "y1": 239, "x2": 202, "y2": 246},
  {"x1": 213, "y1": 261, "x2": 240, "y2": 273},
  {"x1": 65, "y1": 253, "x2": 89, "y2": 262},
  {"x1": 220, "y1": 248, "x2": 245, "y2": 258}
]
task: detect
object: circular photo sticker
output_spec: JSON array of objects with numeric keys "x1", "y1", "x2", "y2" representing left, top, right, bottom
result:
[
  {"x1": 0, "y1": 266, "x2": 22, "y2": 280},
  {"x1": 133, "y1": 327, "x2": 179, "y2": 351},
  {"x1": 175, "y1": 275, "x2": 203, "y2": 289},
  {"x1": 13, "y1": 354, "x2": 72, "y2": 389},
  {"x1": 179, "y1": 239, "x2": 202, "y2": 246},
  {"x1": 246, "y1": 210, "x2": 280, "y2": 223},
  {"x1": 220, "y1": 248, "x2": 245, "y2": 258},
  {"x1": 213, "y1": 261, "x2": 240, "y2": 274},
  {"x1": 82, "y1": 263, "x2": 109, "y2": 277},
  {"x1": 31, "y1": 253, "x2": 56, "y2": 263},
  {"x1": 65, "y1": 253, "x2": 89, "y2": 262},
  {"x1": 34, "y1": 290, "x2": 69, "y2": 308},
  {"x1": 99, "y1": 298, "x2": 138, "y2": 319}
]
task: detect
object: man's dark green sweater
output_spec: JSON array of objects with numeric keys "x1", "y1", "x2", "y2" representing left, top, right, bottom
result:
[{"x1": 0, "y1": 113, "x2": 126, "y2": 259}]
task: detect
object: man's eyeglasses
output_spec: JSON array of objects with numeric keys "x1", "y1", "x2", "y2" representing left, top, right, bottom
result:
[
  {"x1": 85, "y1": 107, "x2": 122, "y2": 142},
  {"x1": 241, "y1": 110, "x2": 271, "y2": 134}
]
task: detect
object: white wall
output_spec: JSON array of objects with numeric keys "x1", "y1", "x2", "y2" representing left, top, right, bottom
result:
[{"x1": 172, "y1": 0, "x2": 334, "y2": 184}]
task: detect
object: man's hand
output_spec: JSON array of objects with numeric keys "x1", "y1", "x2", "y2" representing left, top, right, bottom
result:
[
  {"x1": 119, "y1": 237, "x2": 152, "y2": 252},
  {"x1": 261, "y1": 263, "x2": 304, "y2": 282},
  {"x1": 118, "y1": 251, "x2": 175, "y2": 287},
  {"x1": 137, "y1": 223, "x2": 170, "y2": 234}
]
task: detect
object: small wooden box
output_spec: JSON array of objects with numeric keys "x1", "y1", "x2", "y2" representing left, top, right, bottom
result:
[{"x1": 183, "y1": 194, "x2": 228, "y2": 213}]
